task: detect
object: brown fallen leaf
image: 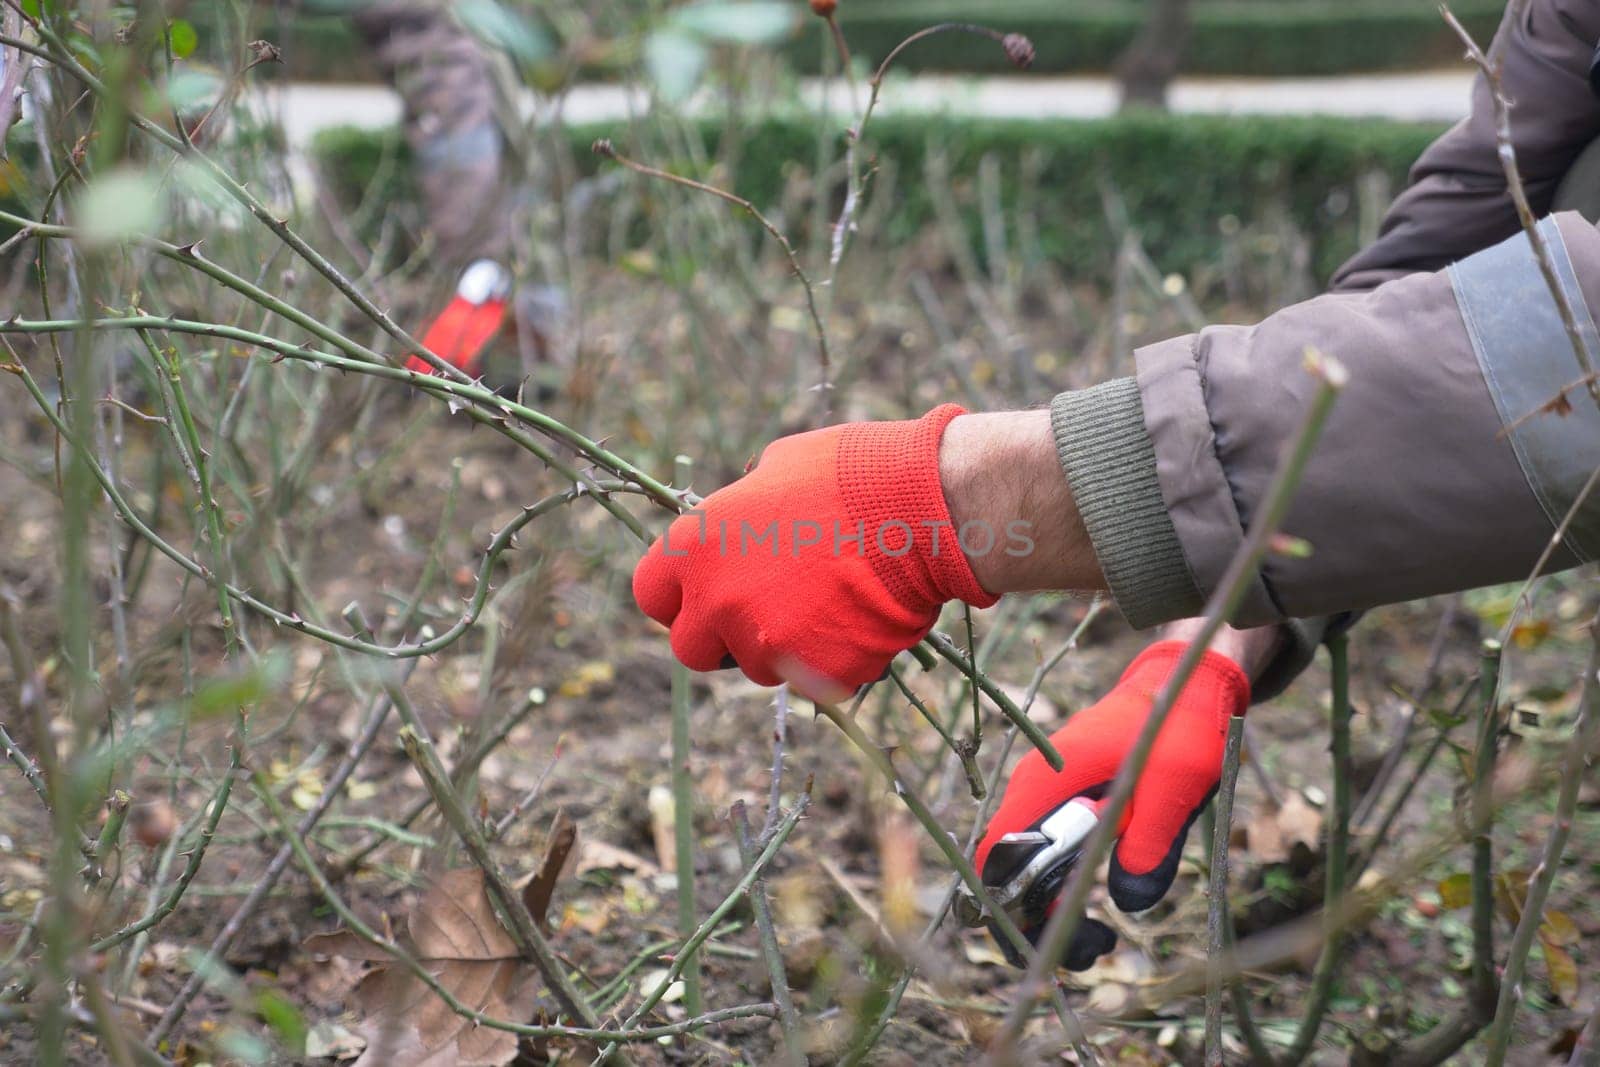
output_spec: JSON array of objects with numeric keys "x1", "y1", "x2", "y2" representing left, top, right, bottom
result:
[
  {"x1": 1540, "y1": 908, "x2": 1581, "y2": 947},
  {"x1": 306, "y1": 869, "x2": 544, "y2": 1067},
  {"x1": 1542, "y1": 938, "x2": 1580, "y2": 1005},
  {"x1": 1241, "y1": 791, "x2": 1322, "y2": 865},
  {"x1": 575, "y1": 838, "x2": 660, "y2": 877},
  {"x1": 522, "y1": 810, "x2": 578, "y2": 931}
]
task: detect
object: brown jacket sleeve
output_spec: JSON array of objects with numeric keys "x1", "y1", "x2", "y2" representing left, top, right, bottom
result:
[
  {"x1": 1053, "y1": 211, "x2": 1599, "y2": 632},
  {"x1": 1048, "y1": 0, "x2": 1600, "y2": 697},
  {"x1": 1331, "y1": 0, "x2": 1600, "y2": 293}
]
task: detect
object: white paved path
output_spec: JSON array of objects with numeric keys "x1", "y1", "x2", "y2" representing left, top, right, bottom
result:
[{"x1": 261, "y1": 70, "x2": 1475, "y2": 156}]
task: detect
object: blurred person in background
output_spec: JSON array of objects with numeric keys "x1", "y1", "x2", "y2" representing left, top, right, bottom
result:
[
  {"x1": 344, "y1": 1, "x2": 565, "y2": 385},
  {"x1": 631, "y1": 0, "x2": 1600, "y2": 970}
]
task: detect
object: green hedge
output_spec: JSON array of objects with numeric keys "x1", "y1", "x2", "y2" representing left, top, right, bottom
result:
[
  {"x1": 237, "y1": 1, "x2": 1503, "y2": 82},
  {"x1": 313, "y1": 112, "x2": 1446, "y2": 285},
  {"x1": 796, "y1": 0, "x2": 1507, "y2": 77}
]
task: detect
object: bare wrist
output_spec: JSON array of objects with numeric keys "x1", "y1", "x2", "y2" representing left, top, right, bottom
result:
[
  {"x1": 1157, "y1": 619, "x2": 1282, "y2": 682},
  {"x1": 938, "y1": 410, "x2": 1104, "y2": 595}
]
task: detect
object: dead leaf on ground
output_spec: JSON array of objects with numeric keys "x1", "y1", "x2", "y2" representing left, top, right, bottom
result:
[
  {"x1": 521, "y1": 810, "x2": 577, "y2": 931},
  {"x1": 306, "y1": 869, "x2": 544, "y2": 1067},
  {"x1": 1541, "y1": 938, "x2": 1580, "y2": 1004},
  {"x1": 1541, "y1": 908, "x2": 1581, "y2": 947},
  {"x1": 575, "y1": 837, "x2": 660, "y2": 877},
  {"x1": 647, "y1": 784, "x2": 676, "y2": 873},
  {"x1": 1240, "y1": 791, "x2": 1322, "y2": 864},
  {"x1": 960, "y1": 936, "x2": 1011, "y2": 969},
  {"x1": 305, "y1": 1020, "x2": 366, "y2": 1060}
]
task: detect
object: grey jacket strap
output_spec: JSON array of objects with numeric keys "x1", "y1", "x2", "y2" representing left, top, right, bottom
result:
[{"x1": 1449, "y1": 217, "x2": 1600, "y2": 561}]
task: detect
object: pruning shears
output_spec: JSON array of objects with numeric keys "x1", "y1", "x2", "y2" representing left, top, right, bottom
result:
[{"x1": 954, "y1": 795, "x2": 1107, "y2": 958}]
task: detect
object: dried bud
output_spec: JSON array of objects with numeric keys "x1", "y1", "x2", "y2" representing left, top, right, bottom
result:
[
  {"x1": 809, "y1": 0, "x2": 837, "y2": 16},
  {"x1": 1002, "y1": 33, "x2": 1035, "y2": 70},
  {"x1": 592, "y1": 138, "x2": 616, "y2": 159},
  {"x1": 248, "y1": 39, "x2": 284, "y2": 65},
  {"x1": 131, "y1": 799, "x2": 177, "y2": 849}
]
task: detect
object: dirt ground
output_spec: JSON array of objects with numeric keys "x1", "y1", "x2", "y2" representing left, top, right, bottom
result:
[{"x1": 0, "y1": 253, "x2": 1596, "y2": 1067}]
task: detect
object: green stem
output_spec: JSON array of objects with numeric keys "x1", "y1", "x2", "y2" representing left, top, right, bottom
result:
[
  {"x1": 1482, "y1": 630, "x2": 1600, "y2": 1064},
  {"x1": 136, "y1": 329, "x2": 239, "y2": 656},
  {"x1": 733, "y1": 802, "x2": 802, "y2": 1066},
  {"x1": 1205, "y1": 716, "x2": 1246, "y2": 1066},
  {"x1": 1470, "y1": 641, "x2": 1504, "y2": 1016},
  {"x1": 91, "y1": 752, "x2": 237, "y2": 953},
  {"x1": 921, "y1": 630, "x2": 1061, "y2": 769},
  {"x1": 670, "y1": 455, "x2": 703, "y2": 1017},
  {"x1": 1279, "y1": 631, "x2": 1354, "y2": 1066},
  {"x1": 387, "y1": 688, "x2": 612, "y2": 1043}
]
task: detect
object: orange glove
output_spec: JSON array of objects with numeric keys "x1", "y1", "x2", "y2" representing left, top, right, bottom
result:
[
  {"x1": 632, "y1": 405, "x2": 998, "y2": 699},
  {"x1": 976, "y1": 641, "x2": 1250, "y2": 965}
]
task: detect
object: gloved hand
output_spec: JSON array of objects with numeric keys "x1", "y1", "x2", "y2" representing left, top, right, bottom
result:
[
  {"x1": 632, "y1": 404, "x2": 998, "y2": 700},
  {"x1": 406, "y1": 259, "x2": 510, "y2": 377},
  {"x1": 975, "y1": 640, "x2": 1251, "y2": 969}
]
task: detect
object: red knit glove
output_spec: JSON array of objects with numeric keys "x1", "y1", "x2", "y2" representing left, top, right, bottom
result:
[
  {"x1": 405, "y1": 292, "x2": 507, "y2": 376},
  {"x1": 406, "y1": 262, "x2": 512, "y2": 377},
  {"x1": 976, "y1": 641, "x2": 1250, "y2": 967},
  {"x1": 632, "y1": 405, "x2": 998, "y2": 699}
]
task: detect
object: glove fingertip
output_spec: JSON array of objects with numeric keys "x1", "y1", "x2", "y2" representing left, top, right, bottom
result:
[
  {"x1": 1109, "y1": 785, "x2": 1216, "y2": 913},
  {"x1": 668, "y1": 616, "x2": 731, "y2": 674},
  {"x1": 1062, "y1": 918, "x2": 1118, "y2": 972},
  {"x1": 631, "y1": 542, "x2": 683, "y2": 625},
  {"x1": 1108, "y1": 835, "x2": 1185, "y2": 914}
]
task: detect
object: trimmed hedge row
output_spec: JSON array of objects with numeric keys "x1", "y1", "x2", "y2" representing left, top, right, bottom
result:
[
  {"x1": 799, "y1": 0, "x2": 1507, "y2": 77},
  {"x1": 312, "y1": 112, "x2": 1447, "y2": 284},
  {"x1": 243, "y1": 1, "x2": 1504, "y2": 82}
]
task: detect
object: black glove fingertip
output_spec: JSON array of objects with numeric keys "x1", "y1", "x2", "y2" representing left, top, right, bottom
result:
[
  {"x1": 1062, "y1": 918, "x2": 1117, "y2": 972},
  {"x1": 1107, "y1": 791, "x2": 1214, "y2": 913}
]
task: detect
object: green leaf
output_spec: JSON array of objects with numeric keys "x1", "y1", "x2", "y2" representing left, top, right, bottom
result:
[
  {"x1": 456, "y1": 0, "x2": 551, "y2": 65},
  {"x1": 645, "y1": 29, "x2": 707, "y2": 103},
  {"x1": 168, "y1": 18, "x2": 198, "y2": 59},
  {"x1": 669, "y1": 1, "x2": 800, "y2": 45},
  {"x1": 1436, "y1": 872, "x2": 1472, "y2": 910},
  {"x1": 1424, "y1": 702, "x2": 1469, "y2": 731},
  {"x1": 253, "y1": 988, "x2": 307, "y2": 1053},
  {"x1": 188, "y1": 655, "x2": 287, "y2": 720},
  {"x1": 74, "y1": 167, "x2": 164, "y2": 246}
]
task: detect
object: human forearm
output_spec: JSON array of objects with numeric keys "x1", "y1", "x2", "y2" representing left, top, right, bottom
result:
[
  {"x1": 938, "y1": 409, "x2": 1104, "y2": 595},
  {"x1": 1156, "y1": 619, "x2": 1281, "y2": 681}
]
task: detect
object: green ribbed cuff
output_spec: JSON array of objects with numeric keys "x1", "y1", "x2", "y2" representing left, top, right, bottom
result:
[{"x1": 1051, "y1": 379, "x2": 1203, "y2": 630}]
